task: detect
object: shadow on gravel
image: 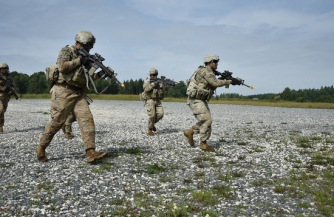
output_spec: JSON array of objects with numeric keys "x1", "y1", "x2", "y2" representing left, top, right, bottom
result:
[
  {"x1": 95, "y1": 130, "x2": 110, "y2": 135},
  {"x1": 154, "y1": 128, "x2": 181, "y2": 135},
  {"x1": 8, "y1": 126, "x2": 45, "y2": 133},
  {"x1": 210, "y1": 140, "x2": 235, "y2": 149},
  {"x1": 48, "y1": 152, "x2": 85, "y2": 162}
]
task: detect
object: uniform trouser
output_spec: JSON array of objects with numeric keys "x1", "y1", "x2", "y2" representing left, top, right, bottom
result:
[
  {"x1": 188, "y1": 99, "x2": 212, "y2": 142},
  {"x1": 39, "y1": 85, "x2": 95, "y2": 150},
  {"x1": 145, "y1": 99, "x2": 164, "y2": 130},
  {"x1": 63, "y1": 112, "x2": 76, "y2": 133},
  {"x1": 0, "y1": 93, "x2": 10, "y2": 127}
]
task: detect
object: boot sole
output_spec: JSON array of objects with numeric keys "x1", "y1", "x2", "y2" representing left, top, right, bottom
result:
[
  {"x1": 199, "y1": 146, "x2": 215, "y2": 152},
  {"x1": 37, "y1": 157, "x2": 48, "y2": 162}
]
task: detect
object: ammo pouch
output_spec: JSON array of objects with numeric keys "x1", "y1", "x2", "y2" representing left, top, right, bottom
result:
[
  {"x1": 186, "y1": 82, "x2": 198, "y2": 98},
  {"x1": 140, "y1": 92, "x2": 147, "y2": 101},
  {"x1": 45, "y1": 65, "x2": 59, "y2": 83},
  {"x1": 157, "y1": 89, "x2": 164, "y2": 100},
  {"x1": 195, "y1": 89, "x2": 212, "y2": 100},
  {"x1": 70, "y1": 67, "x2": 86, "y2": 85},
  {"x1": 187, "y1": 81, "x2": 212, "y2": 100}
]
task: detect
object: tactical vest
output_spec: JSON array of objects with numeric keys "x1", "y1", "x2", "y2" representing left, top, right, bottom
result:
[
  {"x1": 186, "y1": 66, "x2": 213, "y2": 101},
  {"x1": 57, "y1": 45, "x2": 88, "y2": 89},
  {"x1": 141, "y1": 79, "x2": 164, "y2": 101}
]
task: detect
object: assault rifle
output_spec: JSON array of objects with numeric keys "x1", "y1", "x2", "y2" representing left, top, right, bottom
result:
[
  {"x1": 214, "y1": 70, "x2": 253, "y2": 89},
  {"x1": 150, "y1": 76, "x2": 178, "y2": 87},
  {"x1": 78, "y1": 47, "x2": 124, "y2": 87},
  {"x1": 0, "y1": 75, "x2": 20, "y2": 100}
]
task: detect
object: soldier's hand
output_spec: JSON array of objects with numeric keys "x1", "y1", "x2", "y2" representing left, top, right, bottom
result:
[
  {"x1": 80, "y1": 56, "x2": 94, "y2": 66},
  {"x1": 152, "y1": 81, "x2": 159, "y2": 87}
]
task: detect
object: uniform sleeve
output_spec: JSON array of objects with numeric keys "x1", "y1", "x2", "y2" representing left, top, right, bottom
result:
[
  {"x1": 203, "y1": 71, "x2": 230, "y2": 88},
  {"x1": 56, "y1": 47, "x2": 81, "y2": 74},
  {"x1": 143, "y1": 80, "x2": 154, "y2": 92}
]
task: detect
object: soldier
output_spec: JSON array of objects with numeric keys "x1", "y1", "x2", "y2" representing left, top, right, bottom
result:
[
  {"x1": 183, "y1": 54, "x2": 240, "y2": 152},
  {"x1": 141, "y1": 68, "x2": 165, "y2": 136},
  {"x1": 36, "y1": 31, "x2": 108, "y2": 163},
  {"x1": 0, "y1": 63, "x2": 16, "y2": 133}
]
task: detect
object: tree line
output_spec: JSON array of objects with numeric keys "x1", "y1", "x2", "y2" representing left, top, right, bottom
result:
[
  {"x1": 9, "y1": 71, "x2": 334, "y2": 102},
  {"x1": 220, "y1": 86, "x2": 334, "y2": 103},
  {"x1": 9, "y1": 71, "x2": 187, "y2": 98}
]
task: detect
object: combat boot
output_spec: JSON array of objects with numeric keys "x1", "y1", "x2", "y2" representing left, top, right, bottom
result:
[
  {"x1": 64, "y1": 132, "x2": 74, "y2": 139},
  {"x1": 199, "y1": 141, "x2": 215, "y2": 152},
  {"x1": 183, "y1": 129, "x2": 194, "y2": 146},
  {"x1": 147, "y1": 129, "x2": 154, "y2": 136},
  {"x1": 0, "y1": 126, "x2": 3, "y2": 133},
  {"x1": 86, "y1": 148, "x2": 108, "y2": 163},
  {"x1": 36, "y1": 145, "x2": 48, "y2": 162},
  {"x1": 152, "y1": 126, "x2": 157, "y2": 132}
]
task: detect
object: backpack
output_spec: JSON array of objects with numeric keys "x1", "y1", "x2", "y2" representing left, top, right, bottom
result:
[
  {"x1": 45, "y1": 65, "x2": 59, "y2": 83},
  {"x1": 186, "y1": 65, "x2": 203, "y2": 97}
]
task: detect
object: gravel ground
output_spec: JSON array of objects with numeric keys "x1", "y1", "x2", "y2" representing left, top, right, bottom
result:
[{"x1": 1, "y1": 99, "x2": 333, "y2": 216}]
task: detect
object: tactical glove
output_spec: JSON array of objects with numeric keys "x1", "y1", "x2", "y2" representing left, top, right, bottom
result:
[
  {"x1": 150, "y1": 81, "x2": 159, "y2": 88},
  {"x1": 80, "y1": 56, "x2": 93, "y2": 66}
]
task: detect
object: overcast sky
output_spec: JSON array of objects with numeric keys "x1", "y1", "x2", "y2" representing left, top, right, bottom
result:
[{"x1": 1, "y1": 0, "x2": 333, "y2": 95}]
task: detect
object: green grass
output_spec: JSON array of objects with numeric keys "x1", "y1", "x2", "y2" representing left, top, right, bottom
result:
[
  {"x1": 92, "y1": 162, "x2": 114, "y2": 174},
  {"x1": 250, "y1": 178, "x2": 274, "y2": 187},
  {"x1": 37, "y1": 183, "x2": 54, "y2": 191},
  {"x1": 237, "y1": 141, "x2": 247, "y2": 146},
  {"x1": 275, "y1": 148, "x2": 334, "y2": 217},
  {"x1": 191, "y1": 191, "x2": 220, "y2": 206},
  {"x1": 325, "y1": 139, "x2": 334, "y2": 144},
  {"x1": 144, "y1": 163, "x2": 167, "y2": 174},
  {"x1": 20, "y1": 94, "x2": 334, "y2": 109},
  {"x1": 193, "y1": 154, "x2": 216, "y2": 163},
  {"x1": 125, "y1": 147, "x2": 142, "y2": 155},
  {"x1": 211, "y1": 185, "x2": 234, "y2": 199}
]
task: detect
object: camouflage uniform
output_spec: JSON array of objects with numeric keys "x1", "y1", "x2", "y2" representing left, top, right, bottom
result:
[
  {"x1": 37, "y1": 31, "x2": 107, "y2": 162},
  {"x1": 187, "y1": 66, "x2": 229, "y2": 140},
  {"x1": 141, "y1": 70, "x2": 165, "y2": 135},
  {"x1": 0, "y1": 63, "x2": 15, "y2": 132},
  {"x1": 61, "y1": 112, "x2": 76, "y2": 139},
  {"x1": 184, "y1": 55, "x2": 231, "y2": 151}
]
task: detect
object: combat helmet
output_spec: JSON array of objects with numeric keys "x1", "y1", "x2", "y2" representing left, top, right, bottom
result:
[
  {"x1": 75, "y1": 31, "x2": 96, "y2": 45},
  {"x1": 0, "y1": 63, "x2": 9, "y2": 69},
  {"x1": 148, "y1": 68, "x2": 158, "y2": 76},
  {"x1": 204, "y1": 54, "x2": 219, "y2": 64}
]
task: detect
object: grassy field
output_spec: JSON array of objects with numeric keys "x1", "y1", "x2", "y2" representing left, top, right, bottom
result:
[{"x1": 19, "y1": 94, "x2": 334, "y2": 109}]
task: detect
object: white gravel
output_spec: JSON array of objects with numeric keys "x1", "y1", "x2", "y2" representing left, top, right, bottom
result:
[{"x1": 1, "y1": 99, "x2": 333, "y2": 216}]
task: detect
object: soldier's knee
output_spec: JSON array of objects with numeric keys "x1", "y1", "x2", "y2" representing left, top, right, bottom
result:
[
  {"x1": 156, "y1": 113, "x2": 164, "y2": 120},
  {"x1": 200, "y1": 127, "x2": 209, "y2": 135},
  {"x1": 206, "y1": 119, "x2": 212, "y2": 126}
]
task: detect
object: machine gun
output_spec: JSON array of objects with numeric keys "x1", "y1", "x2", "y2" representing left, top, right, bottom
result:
[
  {"x1": 150, "y1": 76, "x2": 178, "y2": 87},
  {"x1": 214, "y1": 70, "x2": 253, "y2": 89},
  {"x1": 0, "y1": 75, "x2": 20, "y2": 100},
  {"x1": 78, "y1": 47, "x2": 124, "y2": 87}
]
